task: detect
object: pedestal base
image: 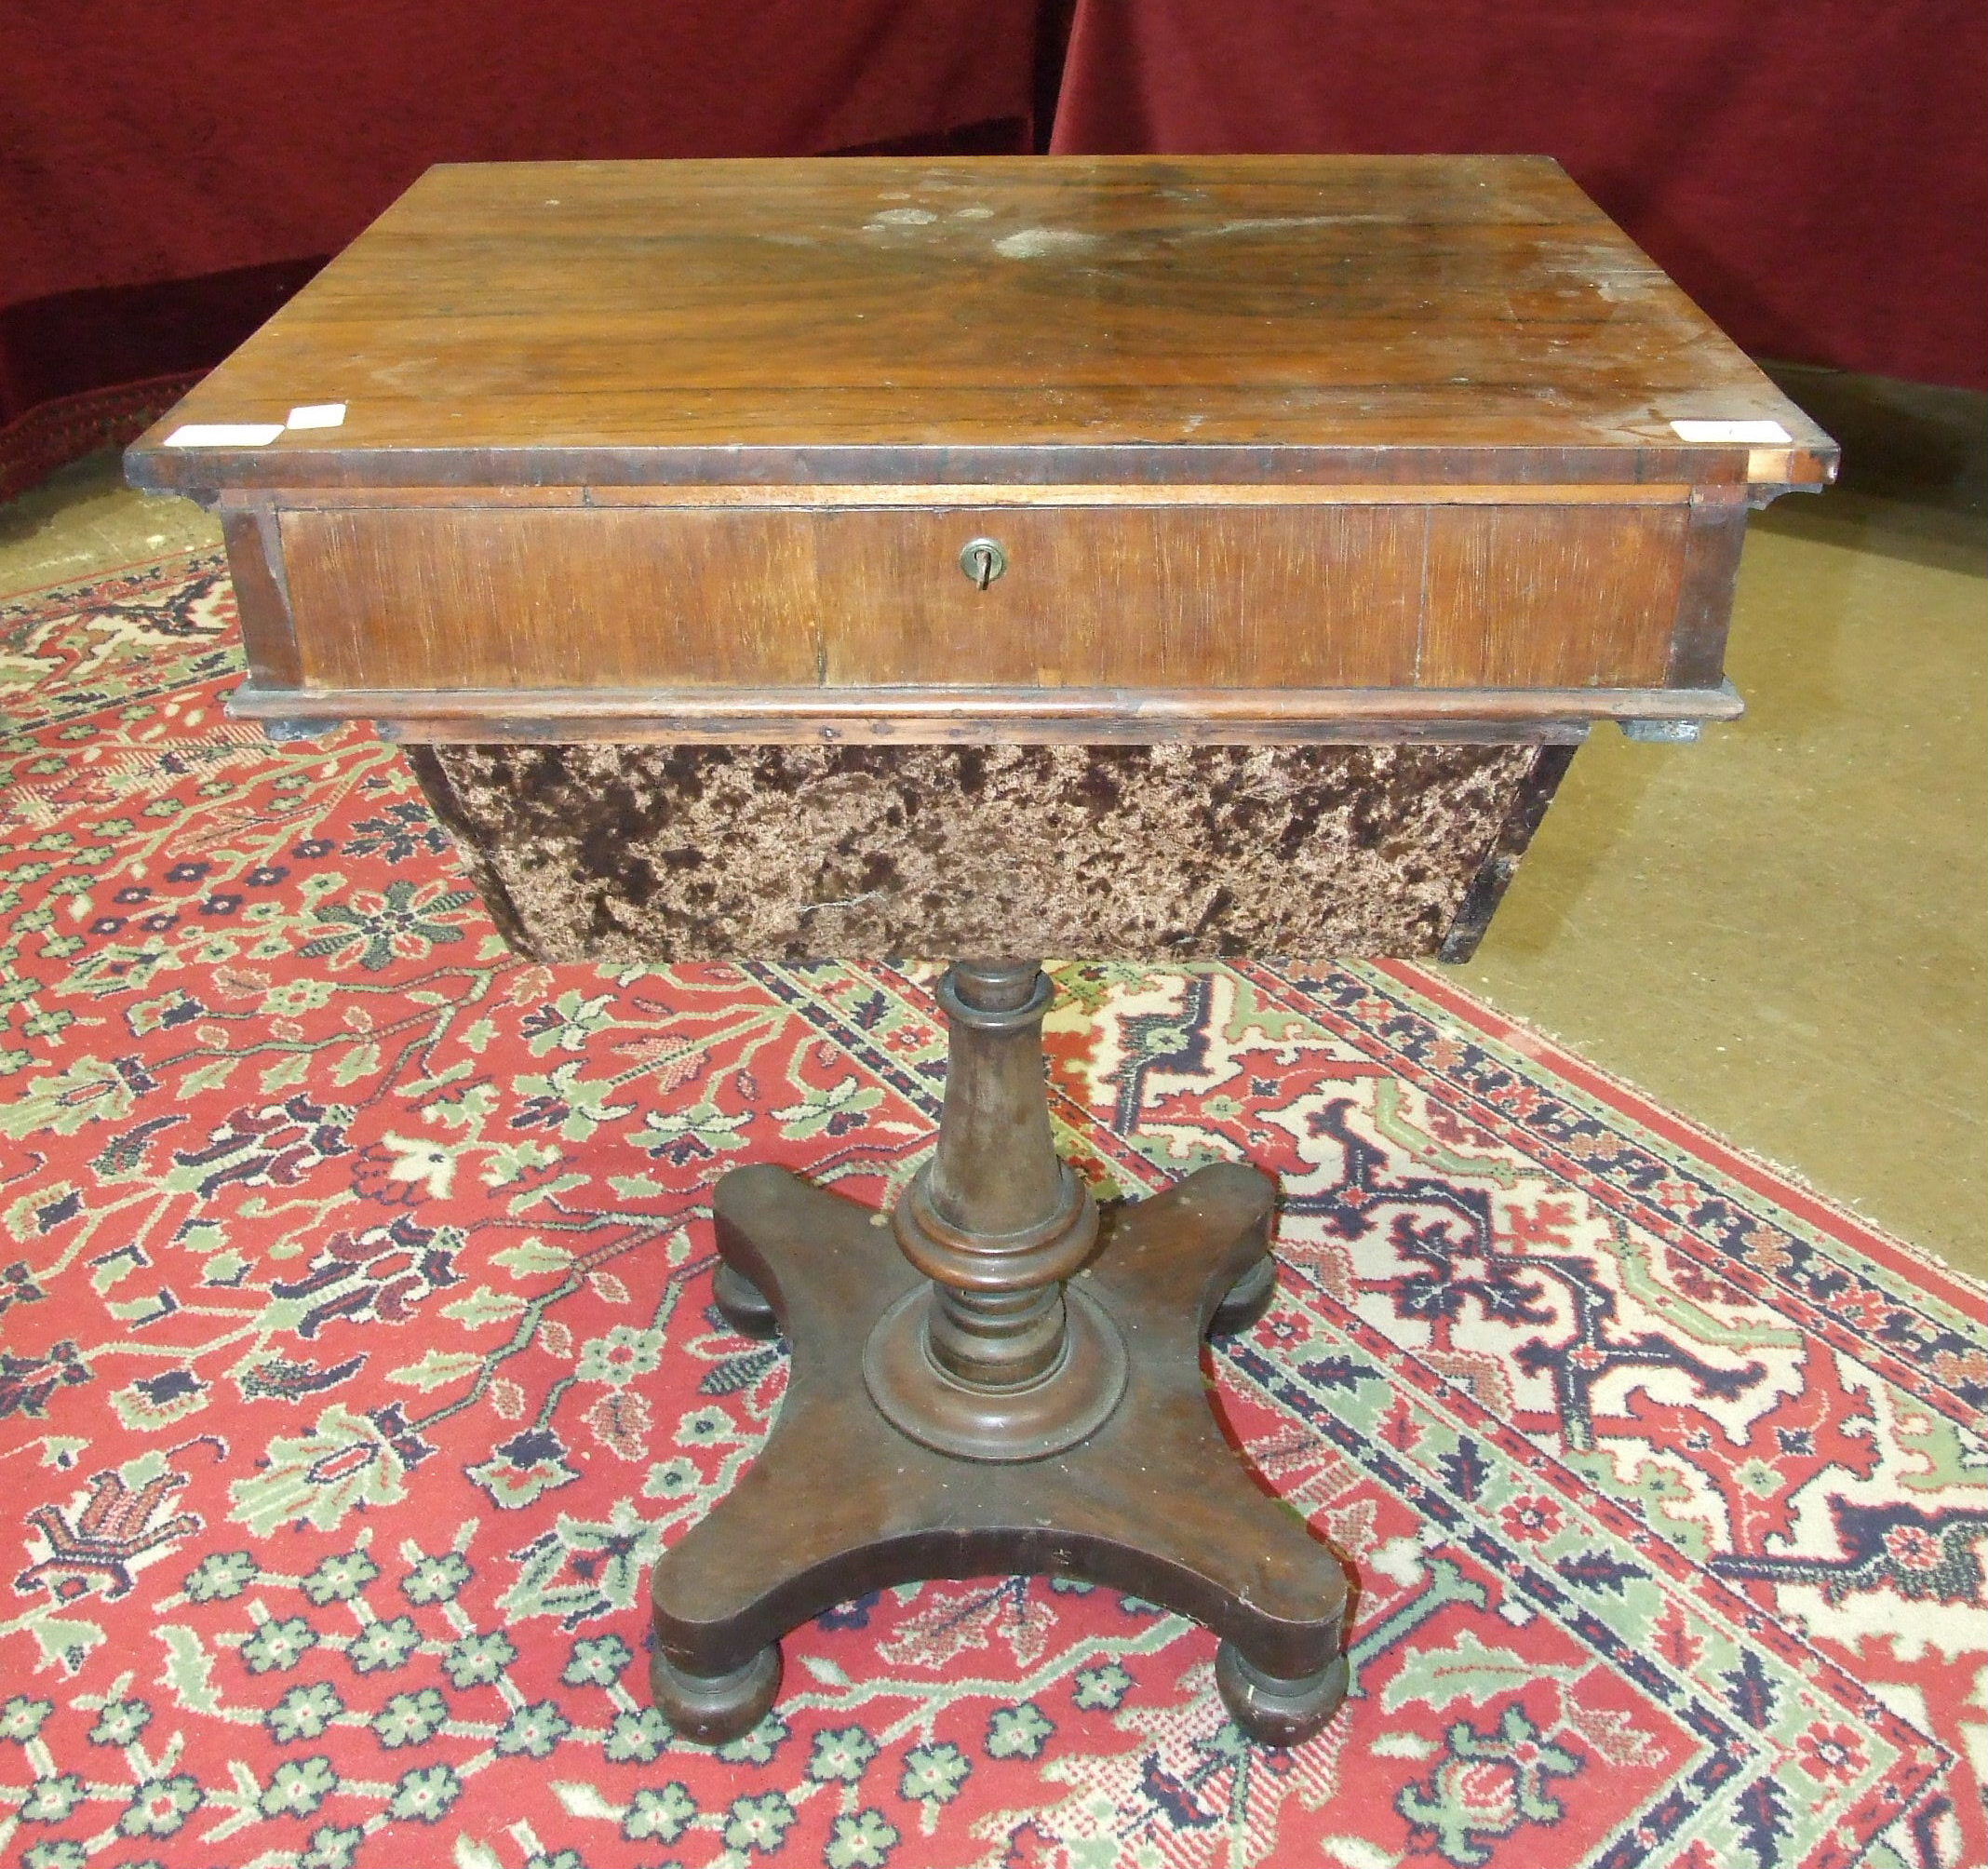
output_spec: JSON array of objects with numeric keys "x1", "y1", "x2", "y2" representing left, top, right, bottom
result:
[{"x1": 649, "y1": 1161, "x2": 1351, "y2": 1745}]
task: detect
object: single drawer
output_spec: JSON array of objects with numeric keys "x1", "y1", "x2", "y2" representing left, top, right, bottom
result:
[{"x1": 271, "y1": 489, "x2": 1699, "y2": 697}]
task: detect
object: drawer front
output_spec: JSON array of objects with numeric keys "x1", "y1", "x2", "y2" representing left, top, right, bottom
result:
[
  {"x1": 274, "y1": 495, "x2": 1692, "y2": 695},
  {"x1": 277, "y1": 506, "x2": 824, "y2": 692}
]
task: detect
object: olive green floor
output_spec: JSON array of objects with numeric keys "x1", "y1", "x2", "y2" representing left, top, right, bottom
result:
[{"x1": 3, "y1": 429, "x2": 1983, "y2": 1281}]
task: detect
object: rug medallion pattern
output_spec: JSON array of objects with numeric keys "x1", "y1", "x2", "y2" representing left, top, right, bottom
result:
[{"x1": 0, "y1": 557, "x2": 1982, "y2": 1868}]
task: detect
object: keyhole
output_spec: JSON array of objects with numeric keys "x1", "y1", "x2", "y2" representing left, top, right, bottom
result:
[{"x1": 960, "y1": 538, "x2": 1007, "y2": 588}]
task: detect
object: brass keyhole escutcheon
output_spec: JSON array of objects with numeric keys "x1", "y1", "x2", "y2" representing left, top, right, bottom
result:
[{"x1": 960, "y1": 537, "x2": 1008, "y2": 589}]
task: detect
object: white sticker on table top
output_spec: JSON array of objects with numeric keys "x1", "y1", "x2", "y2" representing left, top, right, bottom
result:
[
  {"x1": 285, "y1": 402, "x2": 346, "y2": 430},
  {"x1": 162, "y1": 423, "x2": 286, "y2": 448},
  {"x1": 1669, "y1": 419, "x2": 1793, "y2": 445}
]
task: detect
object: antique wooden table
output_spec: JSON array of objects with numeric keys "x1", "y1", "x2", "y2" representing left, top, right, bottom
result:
[{"x1": 127, "y1": 155, "x2": 1834, "y2": 1744}]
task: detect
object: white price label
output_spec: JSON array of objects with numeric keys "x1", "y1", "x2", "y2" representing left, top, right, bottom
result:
[
  {"x1": 1669, "y1": 420, "x2": 1793, "y2": 445},
  {"x1": 163, "y1": 423, "x2": 285, "y2": 448}
]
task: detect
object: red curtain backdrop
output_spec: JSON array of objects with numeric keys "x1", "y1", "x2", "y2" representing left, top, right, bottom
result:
[
  {"x1": 1052, "y1": 0, "x2": 1988, "y2": 393},
  {"x1": 0, "y1": 1, "x2": 1053, "y2": 501},
  {"x1": 4, "y1": 2, "x2": 1981, "y2": 503}
]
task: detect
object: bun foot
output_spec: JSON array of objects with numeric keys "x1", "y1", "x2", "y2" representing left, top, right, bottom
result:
[
  {"x1": 1215, "y1": 1642, "x2": 1349, "y2": 1746},
  {"x1": 650, "y1": 1643, "x2": 783, "y2": 1744},
  {"x1": 713, "y1": 1262, "x2": 778, "y2": 1338},
  {"x1": 1208, "y1": 1253, "x2": 1277, "y2": 1338}
]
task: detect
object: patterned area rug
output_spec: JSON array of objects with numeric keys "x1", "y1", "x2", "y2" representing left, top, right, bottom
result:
[{"x1": 1, "y1": 555, "x2": 1983, "y2": 1869}]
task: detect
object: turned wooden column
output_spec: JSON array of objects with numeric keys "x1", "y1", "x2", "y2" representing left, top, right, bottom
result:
[{"x1": 863, "y1": 960, "x2": 1128, "y2": 1460}]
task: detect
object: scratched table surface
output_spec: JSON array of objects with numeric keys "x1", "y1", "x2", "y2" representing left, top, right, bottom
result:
[{"x1": 126, "y1": 155, "x2": 1833, "y2": 493}]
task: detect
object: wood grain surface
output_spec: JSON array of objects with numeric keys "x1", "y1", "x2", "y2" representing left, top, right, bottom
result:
[
  {"x1": 273, "y1": 493, "x2": 1693, "y2": 694},
  {"x1": 1417, "y1": 504, "x2": 1687, "y2": 687},
  {"x1": 126, "y1": 155, "x2": 1836, "y2": 493}
]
